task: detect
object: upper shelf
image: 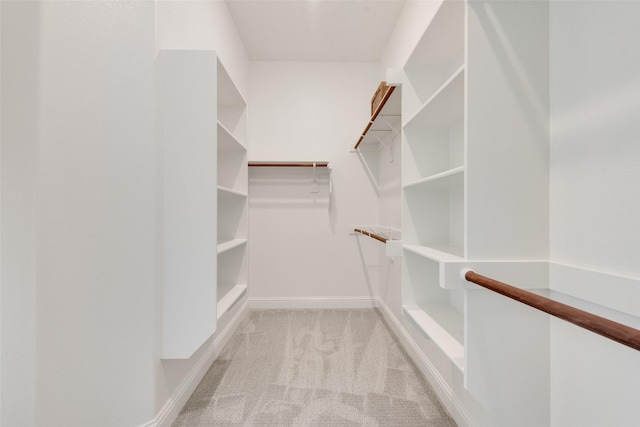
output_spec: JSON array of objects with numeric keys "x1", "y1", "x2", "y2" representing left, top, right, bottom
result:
[
  {"x1": 404, "y1": 0, "x2": 464, "y2": 69},
  {"x1": 218, "y1": 122, "x2": 246, "y2": 152},
  {"x1": 403, "y1": 165, "x2": 464, "y2": 192},
  {"x1": 354, "y1": 85, "x2": 401, "y2": 151},
  {"x1": 403, "y1": 0, "x2": 465, "y2": 105},
  {"x1": 217, "y1": 185, "x2": 248, "y2": 199},
  {"x1": 217, "y1": 59, "x2": 247, "y2": 108},
  {"x1": 404, "y1": 66, "x2": 465, "y2": 131}
]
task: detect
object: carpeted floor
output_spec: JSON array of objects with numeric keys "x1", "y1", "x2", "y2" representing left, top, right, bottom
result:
[{"x1": 172, "y1": 309, "x2": 457, "y2": 426}]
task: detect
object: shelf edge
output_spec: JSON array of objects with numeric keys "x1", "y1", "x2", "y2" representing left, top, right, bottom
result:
[
  {"x1": 217, "y1": 284, "x2": 247, "y2": 320},
  {"x1": 402, "y1": 64, "x2": 465, "y2": 129},
  {"x1": 403, "y1": 165, "x2": 465, "y2": 190},
  {"x1": 403, "y1": 305, "x2": 465, "y2": 372},
  {"x1": 217, "y1": 238, "x2": 248, "y2": 255},
  {"x1": 217, "y1": 121, "x2": 247, "y2": 151}
]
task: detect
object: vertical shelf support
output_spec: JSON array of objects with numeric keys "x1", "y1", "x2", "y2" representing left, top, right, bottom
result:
[
  {"x1": 381, "y1": 115, "x2": 400, "y2": 163},
  {"x1": 328, "y1": 166, "x2": 333, "y2": 212},
  {"x1": 311, "y1": 162, "x2": 319, "y2": 193}
]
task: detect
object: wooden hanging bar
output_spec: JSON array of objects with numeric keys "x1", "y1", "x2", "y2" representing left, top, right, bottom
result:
[
  {"x1": 248, "y1": 162, "x2": 329, "y2": 168},
  {"x1": 354, "y1": 85, "x2": 397, "y2": 150},
  {"x1": 354, "y1": 228, "x2": 389, "y2": 244},
  {"x1": 464, "y1": 270, "x2": 640, "y2": 352}
]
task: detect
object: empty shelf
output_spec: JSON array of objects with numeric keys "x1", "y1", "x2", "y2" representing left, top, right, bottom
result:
[
  {"x1": 217, "y1": 239, "x2": 247, "y2": 254},
  {"x1": 218, "y1": 186, "x2": 248, "y2": 198},
  {"x1": 403, "y1": 304, "x2": 464, "y2": 372},
  {"x1": 217, "y1": 284, "x2": 247, "y2": 320}
]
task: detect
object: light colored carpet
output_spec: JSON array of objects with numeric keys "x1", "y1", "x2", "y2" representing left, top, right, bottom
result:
[{"x1": 173, "y1": 309, "x2": 457, "y2": 426}]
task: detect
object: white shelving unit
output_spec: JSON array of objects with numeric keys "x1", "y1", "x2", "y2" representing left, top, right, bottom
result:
[
  {"x1": 160, "y1": 50, "x2": 248, "y2": 359},
  {"x1": 400, "y1": 0, "x2": 467, "y2": 371},
  {"x1": 402, "y1": 248, "x2": 465, "y2": 372},
  {"x1": 402, "y1": 0, "x2": 548, "y2": 384},
  {"x1": 399, "y1": 0, "x2": 550, "y2": 424},
  {"x1": 160, "y1": 50, "x2": 219, "y2": 359},
  {"x1": 216, "y1": 59, "x2": 249, "y2": 323}
]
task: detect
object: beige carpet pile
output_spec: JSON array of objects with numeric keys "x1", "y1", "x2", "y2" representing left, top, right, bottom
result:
[{"x1": 173, "y1": 309, "x2": 457, "y2": 426}]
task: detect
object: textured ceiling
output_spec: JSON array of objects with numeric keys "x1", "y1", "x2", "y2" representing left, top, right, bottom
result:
[{"x1": 226, "y1": 0, "x2": 406, "y2": 62}]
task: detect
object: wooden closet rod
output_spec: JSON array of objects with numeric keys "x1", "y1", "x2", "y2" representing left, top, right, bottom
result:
[
  {"x1": 248, "y1": 162, "x2": 329, "y2": 168},
  {"x1": 354, "y1": 228, "x2": 388, "y2": 244},
  {"x1": 464, "y1": 270, "x2": 640, "y2": 352}
]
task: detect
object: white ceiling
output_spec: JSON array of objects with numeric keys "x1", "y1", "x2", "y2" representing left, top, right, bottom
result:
[{"x1": 226, "y1": 0, "x2": 407, "y2": 62}]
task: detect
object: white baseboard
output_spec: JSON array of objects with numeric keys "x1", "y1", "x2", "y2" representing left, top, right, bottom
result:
[
  {"x1": 142, "y1": 299, "x2": 249, "y2": 427},
  {"x1": 249, "y1": 296, "x2": 380, "y2": 309},
  {"x1": 376, "y1": 299, "x2": 478, "y2": 427}
]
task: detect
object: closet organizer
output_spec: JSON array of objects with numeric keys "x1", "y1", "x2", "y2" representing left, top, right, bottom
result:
[
  {"x1": 160, "y1": 50, "x2": 248, "y2": 360},
  {"x1": 353, "y1": 1, "x2": 640, "y2": 426}
]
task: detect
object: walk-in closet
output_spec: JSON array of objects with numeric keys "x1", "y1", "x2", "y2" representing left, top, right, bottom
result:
[{"x1": 1, "y1": 1, "x2": 639, "y2": 426}]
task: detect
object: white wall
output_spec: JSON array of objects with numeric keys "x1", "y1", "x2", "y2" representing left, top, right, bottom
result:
[
  {"x1": 34, "y1": 2, "x2": 158, "y2": 425},
  {"x1": 1, "y1": 2, "x2": 39, "y2": 425},
  {"x1": 549, "y1": 2, "x2": 640, "y2": 426},
  {"x1": 550, "y1": 0, "x2": 640, "y2": 279},
  {"x1": 156, "y1": 0, "x2": 249, "y2": 95},
  {"x1": 248, "y1": 61, "x2": 381, "y2": 304}
]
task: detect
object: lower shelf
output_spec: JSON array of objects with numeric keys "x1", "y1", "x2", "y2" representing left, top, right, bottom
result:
[
  {"x1": 217, "y1": 284, "x2": 247, "y2": 321},
  {"x1": 403, "y1": 304, "x2": 465, "y2": 372},
  {"x1": 217, "y1": 238, "x2": 247, "y2": 255}
]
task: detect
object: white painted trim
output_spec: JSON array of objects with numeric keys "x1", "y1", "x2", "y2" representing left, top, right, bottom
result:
[
  {"x1": 249, "y1": 296, "x2": 380, "y2": 309},
  {"x1": 377, "y1": 299, "x2": 478, "y2": 427},
  {"x1": 141, "y1": 300, "x2": 249, "y2": 427}
]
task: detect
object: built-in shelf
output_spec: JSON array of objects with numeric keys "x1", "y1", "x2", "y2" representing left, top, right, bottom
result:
[
  {"x1": 217, "y1": 185, "x2": 248, "y2": 199},
  {"x1": 217, "y1": 284, "x2": 247, "y2": 321},
  {"x1": 403, "y1": 167, "x2": 464, "y2": 258},
  {"x1": 217, "y1": 60, "x2": 247, "y2": 108},
  {"x1": 403, "y1": 305, "x2": 464, "y2": 372},
  {"x1": 217, "y1": 238, "x2": 247, "y2": 255},
  {"x1": 160, "y1": 50, "x2": 248, "y2": 360},
  {"x1": 217, "y1": 58, "x2": 247, "y2": 149},
  {"x1": 160, "y1": 49, "x2": 220, "y2": 359},
  {"x1": 404, "y1": 65, "x2": 465, "y2": 130},
  {"x1": 355, "y1": 85, "x2": 401, "y2": 151},
  {"x1": 216, "y1": 59, "x2": 248, "y2": 335},
  {"x1": 397, "y1": 0, "x2": 558, "y2": 423},
  {"x1": 218, "y1": 121, "x2": 246, "y2": 152},
  {"x1": 403, "y1": 0, "x2": 465, "y2": 106},
  {"x1": 403, "y1": 166, "x2": 464, "y2": 191},
  {"x1": 404, "y1": 244, "x2": 464, "y2": 263},
  {"x1": 402, "y1": 66, "x2": 464, "y2": 183},
  {"x1": 401, "y1": 0, "x2": 467, "y2": 365}
]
